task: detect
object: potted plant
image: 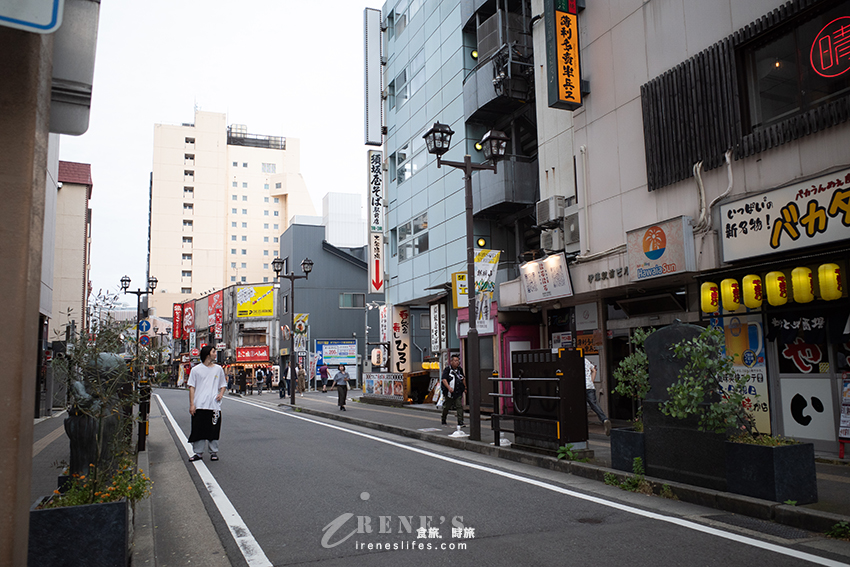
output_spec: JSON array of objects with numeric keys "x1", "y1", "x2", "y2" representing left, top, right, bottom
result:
[
  {"x1": 30, "y1": 293, "x2": 153, "y2": 566},
  {"x1": 610, "y1": 328, "x2": 653, "y2": 472},
  {"x1": 660, "y1": 326, "x2": 817, "y2": 504}
]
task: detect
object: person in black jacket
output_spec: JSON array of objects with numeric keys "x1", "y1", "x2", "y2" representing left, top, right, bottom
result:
[{"x1": 440, "y1": 354, "x2": 466, "y2": 427}]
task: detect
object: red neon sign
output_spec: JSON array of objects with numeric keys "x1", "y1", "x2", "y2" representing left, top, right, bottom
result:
[{"x1": 810, "y1": 16, "x2": 850, "y2": 78}]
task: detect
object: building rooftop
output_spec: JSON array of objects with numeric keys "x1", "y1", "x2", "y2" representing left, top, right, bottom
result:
[{"x1": 58, "y1": 161, "x2": 93, "y2": 187}]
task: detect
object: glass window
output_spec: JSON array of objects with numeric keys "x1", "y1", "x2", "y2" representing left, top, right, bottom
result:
[
  {"x1": 183, "y1": 220, "x2": 192, "y2": 227},
  {"x1": 231, "y1": 235, "x2": 236, "y2": 241},
  {"x1": 242, "y1": 209, "x2": 248, "y2": 214},
  {"x1": 274, "y1": 197, "x2": 279, "y2": 203},
  {"x1": 264, "y1": 236, "x2": 269, "y2": 242},
  {"x1": 276, "y1": 182, "x2": 282, "y2": 189},
  {"x1": 274, "y1": 237, "x2": 279, "y2": 243},
  {"x1": 231, "y1": 276, "x2": 236, "y2": 282},
  {"x1": 339, "y1": 293, "x2": 366, "y2": 308},
  {"x1": 264, "y1": 250, "x2": 269, "y2": 256},
  {"x1": 231, "y1": 262, "x2": 236, "y2": 268},
  {"x1": 232, "y1": 161, "x2": 238, "y2": 167},
  {"x1": 232, "y1": 181, "x2": 237, "y2": 187},
  {"x1": 264, "y1": 263, "x2": 269, "y2": 270},
  {"x1": 232, "y1": 208, "x2": 237, "y2": 214},
  {"x1": 399, "y1": 242, "x2": 413, "y2": 261},
  {"x1": 184, "y1": 187, "x2": 194, "y2": 197},
  {"x1": 241, "y1": 276, "x2": 247, "y2": 282},
  {"x1": 232, "y1": 222, "x2": 236, "y2": 227},
  {"x1": 262, "y1": 163, "x2": 276, "y2": 173},
  {"x1": 182, "y1": 270, "x2": 192, "y2": 277},
  {"x1": 274, "y1": 211, "x2": 279, "y2": 216},
  {"x1": 391, "y1": 228, "x2": 398, "y2": 256},
  {"x1": 274, "y1": 224, "x2": 279, "y2": 230},
  {"x1": 243, "y1": 162, "x2": 248, "y2": 168},
  {"x1": 183, "y1": 236, "x2": 192, "y2": 243},
  {"x1": 264, "y1": 197, "x2": 269, "y2": 203},
  {"x1": 398, "y1": 221, "x2": 412, "y2": 242},
  {"x1": 414, "y1": 233, "x2": 429, "y2": 254},
  {"x1": 241, "y1": 262, "x2": 247, "y2": 268},
  {"x1": 242, "y1": 222, "x2": 247, "y2": 228},
  {"x1": 264, "y1": 223, "x2": 269, "y2": 229},
  {"x1": 182, "y1": 287, "x2": 192, "y2": 293},
  {"x1": 413, "y1": 213, "x2": 428, "y2": 233},
  {"x1": 264, "y1": 184, "x2": 269, "y2": 190},
  {"x1": 231, "y1": 248, "x2": 236, "y2": 254},
  {"x1": 232, "y1": 195, "x2": 237, "y2": 200},
  {"x1": 242, "y1": 235, "x2": 247, "y2": 241},
  {"x1": 242, "y1": 249, "x2": 247, "y2": 255},
  {"x1": 183, "y1": 203, "x2": 193, "y2": 211},
  {"x1": 264, "y1": 210, "x2": 269, "y2": 216},
  {"x1": 263, "y1": 277, "x2": 269, "y2": 282},
  {"x1": 420, "y1": 313, "x2": 430, "y2": 329},
  {"x1": 183, "y1": 253, "x2": 192, "y2": 261},
  {"x1": 242, "y1": 182, "x2": 248, "y2": 188},
  {"x1": 243, "y1": 195, "x2": 248, "y2": 201}
]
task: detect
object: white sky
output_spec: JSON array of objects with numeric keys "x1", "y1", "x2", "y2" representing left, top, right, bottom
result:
[{"x1": 60, "y1": 0, "x2": 384, "y2": 301}]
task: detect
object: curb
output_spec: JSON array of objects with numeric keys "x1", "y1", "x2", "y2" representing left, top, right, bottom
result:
[
  {"x1": 132, "y1": 448, "x2": 155, "y2": 565},
  {"x1": 279, "y1": 401, "x2": 850, "y2": 535}
]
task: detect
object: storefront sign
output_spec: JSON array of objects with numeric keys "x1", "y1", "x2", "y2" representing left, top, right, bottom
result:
[
  {"x1": 811, "y1": 16, "x2": 850, "y2": 78},
  {"x1": 520, "y1": 252, "x2": 574, "y2": 303},
  {"x1": 575, "y1": 332, "x2": 597, "y2": 355},
  {"x1": 545, "y1": 0, "x2": 582, "y2": 111},
  {"x1": 208, "y1": 291, "x2": 223, "y2": 340},
  {"x1": 627, "y1": 216, "x2": 696, "y2": 281},
  {"x1": 316, "y1": 339, "x2": 359, "y2": 384},
  {"x1": 379, "y1": 305, "x2": 388, "y2": 343},
  {"x1": 172, "y1": 303, "x2": 183, "y2": 340},
  {"x1": 430, "y1": 304, "x2": 440, "y2": 352},
  {"x1": 294, "y1": 313, "x2": 309, "y2": 352},
  {"x1": 840, "y1": 373, "x2": 850, "y2": 439},
  {"x1": 391, "y1": 306, "x2": 411, "y2": 373},
  {"x1": 575, "y1": 302, "x2": 597, "y2": 331},
  {"x1": 236, "y1": 285, "x2": 274, "y2": 318},
  {"x1": 720, "y1": 168, "x2": 850, "y2": 262},
  {"x1": 236, "y1": 345, "x2": 270, "y2": 362},
  {"x1": 475, "y1": 249, "x2": 501, "y2": 332},
  {"x1": 183, "y1": 301, "x2": 195, "y2": 335},
  {"x1": 362, "y1": 372, "x2": 404, "y2": 400},
  {"x1": 452, "y1": 272, "x2": 468, "y2": 309},
  {"x1": 368, "y1": 150, "x2": 383, "y2": 232},
  {"x1": 587, "y1": 267, "x2": 629, "y2": 284}
]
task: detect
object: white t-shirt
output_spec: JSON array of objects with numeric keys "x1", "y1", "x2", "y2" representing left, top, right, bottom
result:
[
  {"x1": 188, "y1": 363, "x2": 227, "y2": 411},
  {"x1": 584, "y1": 358, "x2": 595, "y2": 390}
]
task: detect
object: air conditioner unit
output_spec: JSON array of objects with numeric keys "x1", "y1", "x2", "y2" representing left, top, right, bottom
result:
[
  {"x1": 536, "y1": 195, "x2": 566, "y2": 224},
  {"x1": 540, "y1": 228, "x2": 565, "y2": 251},
  {"x1": 381, "y1": 89, "x2": 388, "y2": 100},
  {"x1": 382, "y1": 159, "x2": 389, "y2": 171},
  {"x1": 564, "y1": 212, "x2": 580, "y2": 244}
]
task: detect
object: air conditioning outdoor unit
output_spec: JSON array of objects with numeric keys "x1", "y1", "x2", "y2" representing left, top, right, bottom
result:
[
  {"x1": 564, "y1": 212, "x2": 580, "y2": 244},
  {"x1": 536, "y1": 195, "x2": 566, "y2": 224},
  {"x1": 540, "y1": 228, "x2": 565, "y2": 251}
]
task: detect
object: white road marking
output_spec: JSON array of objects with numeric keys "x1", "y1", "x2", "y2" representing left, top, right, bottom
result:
[
  {"x1": 155, "y1": 394, "x2": 273, "y2": 567},
  {"x1": 231, "y1": 396, "x2": 849, "y2": 567}
]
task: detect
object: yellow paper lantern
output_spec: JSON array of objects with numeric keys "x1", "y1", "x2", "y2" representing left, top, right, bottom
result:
[
  {"x1": 701, "y1": 282, "x2": 719, "y2": 313},
  {"x1": 819, "y1": 263, "x2": 843, "y2": 301},
  {"x1": 791, "y1": 267, "x2": 815, "y2": 303},
  {"x1": 765, "y1": 271, "x2": 788, "y2": 307},
  {"x1": 720, "y1": 279, "x2": 741, "y2": 312},
  {"x1": 742, "y1": 274, "x2": 763, "y2": 309}
]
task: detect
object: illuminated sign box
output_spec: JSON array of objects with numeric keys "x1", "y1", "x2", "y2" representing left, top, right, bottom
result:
[
  {"x1": 627, "y1": 216, "x2": 696, "y2": 282},
  {"x1": 545, "y1": 0, "x2": 582, "y2": 111}
]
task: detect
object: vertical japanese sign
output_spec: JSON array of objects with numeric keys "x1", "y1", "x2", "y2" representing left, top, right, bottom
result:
[
  {"x1": 430, "y1": 304, "x2": 440, "y2": 352},
  {"x1": 475, "y1": 249, "x2": 501, "y2": 332},
  {"x1": 182, "y1": 301, "x2": 195, "y2": 337},
  {"x1": 208, "y1": 291, "x2": 223, "y2": 340},
  {"x1": 172, "y1": 303, "x2": 183, "y2": 340},
  {"x1": 391, "y1": 305, "x2": 410, "y2": 374},
  {"x1": 545, "y1": 0, "x2": 582, "y2": 111},
  {"x1": 379, "y1": 305, "x2": 388, "y2": 343},
  {"x1": 368, "y1": 150, "x2": 385, "y2": 294},
  {"x1": 294, "y1": 313, "x2": 309, "y2": 353},
  {"x1": 840, "y1": 373, "x2": 850, "y2": 439},
  {"x1": 364, "y1": 7, "x2": 383, "y2": 146}
]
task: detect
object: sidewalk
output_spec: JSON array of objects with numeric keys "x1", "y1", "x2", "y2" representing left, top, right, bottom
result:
[{"x1": 263, "y1": 388, "x2": 850, "y2": 533}]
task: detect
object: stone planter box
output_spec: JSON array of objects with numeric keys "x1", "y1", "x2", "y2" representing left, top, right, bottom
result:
[
  {"x1": 725, "y1": 441, "x2": 818, "y2": 504},
  {"x1": 29, "y1": 497, "x2": 131, "y2": 566},
  {"x1": 610, "y1": 427, "x2": 645, "y2": 472}
]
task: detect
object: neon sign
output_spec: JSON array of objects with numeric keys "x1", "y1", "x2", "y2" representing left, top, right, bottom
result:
[{"x1": 810, "y1": 16, "x2": 850, "y2": 78}]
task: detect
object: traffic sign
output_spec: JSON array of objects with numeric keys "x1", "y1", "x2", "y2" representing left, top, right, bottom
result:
[
  {"x1": 139, "y1": 335, "x2": 150, "y2": 346},
  {"x1": 191, "y1": 348, "x2": 200, "y2": 357},
  {"x1": 0, "y1": 0, "x2": 64, "y2": 34},
  {"x1": 138, "y1": 320, "x2": 151, "y2": 333}
]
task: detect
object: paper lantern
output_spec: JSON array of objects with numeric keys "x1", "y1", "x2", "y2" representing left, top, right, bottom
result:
[
  {"x1": 819, "y1": 263, "x2": 843, "y2": 301},
  {"x1": 701, "y1": 282, "x2": 719, "y2": 313},
  {"x1": 791, "y1": 267, "x2": 814, "y2": 303},
  {"x1": 720, "y1": 279, "x2": 741, "y2": 312},
  {"x1": 742, "y1": 274, "x2": 763, "y2": 309},
  {"x1": 765, "y1": 271, "x2": 788, "y2": 307}
]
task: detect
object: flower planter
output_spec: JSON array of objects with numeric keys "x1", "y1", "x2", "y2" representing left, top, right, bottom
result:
[
  {"x1": 29, "y1": 497, "x2": 131, "y2": 567},
  {"x1": 610, "y1": 428, "x2": 645, "y2": 472},
  {"x1": 725, "y1": 441, "x2": 818, "y2": 504}
]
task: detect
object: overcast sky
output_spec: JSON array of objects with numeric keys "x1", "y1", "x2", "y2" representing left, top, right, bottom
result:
[{"x1": 60, "y1": 1, "x2": 384, "y2": 304}]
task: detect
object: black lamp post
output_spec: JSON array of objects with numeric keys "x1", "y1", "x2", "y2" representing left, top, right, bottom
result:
[
  {"x1": 272, "y1": 256, "x2": 313, "y2": 405},
  {"x1": 422, "y1": 122, "x2": 509, "y2": 442},
  {"x1": 120, "y1": 275, "x2": 158, "y2": 380}
]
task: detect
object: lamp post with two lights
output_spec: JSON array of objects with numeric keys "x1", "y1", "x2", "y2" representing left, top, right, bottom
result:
[
  {"x1": 120, "y1": 274, "x2": 157, "y2": 451},
  {"x1": 422, "y1": 122, "x2": 509, "y2": 441},
  {"x1": 272, "y1": 256, "x2": 314, "y2": 406}
]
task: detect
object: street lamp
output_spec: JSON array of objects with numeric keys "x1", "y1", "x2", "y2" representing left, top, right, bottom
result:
[
  {"x1": 272, "y1": 257, "x2": 313, "y2": 405},
  {"x1": 422, "y1": 122, "x2": 509, "y2": 441},
  {"x1": 120, "y1": 274, "x2": 158, "y2": 379}
]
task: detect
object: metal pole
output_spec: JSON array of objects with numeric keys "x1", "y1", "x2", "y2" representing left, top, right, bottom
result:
[
  {"x1": 290, "y1": 275, "x2": 296, "y2": 406},
  {"x1": 464, "y1": 155, "x2": 481, "y2": 442}
]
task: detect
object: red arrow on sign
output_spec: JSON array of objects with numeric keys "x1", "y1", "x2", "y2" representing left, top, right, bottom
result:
[{"x1": 372, "y1": 258, "x2": 384, "y2": 290}]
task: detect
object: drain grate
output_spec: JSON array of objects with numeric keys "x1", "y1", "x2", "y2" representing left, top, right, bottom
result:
[{"x1": 705, "y1": 514, "x2": 811, "y2": 539}]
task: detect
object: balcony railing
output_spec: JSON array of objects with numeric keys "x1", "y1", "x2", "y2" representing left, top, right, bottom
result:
[{"x1": 471, "y1": 156, "x2": 538, "y2": 216}]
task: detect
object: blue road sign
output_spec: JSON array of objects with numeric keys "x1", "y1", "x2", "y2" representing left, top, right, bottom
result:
[
  {"x1": 138, "y1": 320, "x2": 151, "y2": 333},
  {"x1": 0, "y1": 0, "x2": 64, "y2": 34}
]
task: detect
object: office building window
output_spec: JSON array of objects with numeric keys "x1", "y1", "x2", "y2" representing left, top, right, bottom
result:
[
  {"x1": 182, "y1": 287, "x2": 192, "y2": 293},
  {"x1": 231, "y1": 262, "x2": 236, "y2": 268},
  {"x1": 242, "y1": 182, "x2": 248, "y2": 188},
  {"x1": 262, "y1": 163, "x2": 276, "y2": 173},
  {"x1": 241, "y1": 276, "x2": 247, "y2": 282},
  {"x1": 242, "y1": 209, "x2": 248, "y2": 215},
  {"x1": 264, "y1": 223, "x2": 269, "y2": 229},
  {"x1": 182, "y1": 270, "x2": 192, "y2": 277},
  {"x1": 232, "y1": 181, "x2": 237, "y2": 187},
  {"x1": 232, "y1": 195, "x2": 237, "y2": 200},
  {"x1": 274, "y1": 210, "x2": 279, "y2": 216},
  {"x1": 232, "y1": 208, "x2": 237, "y2": 214},
  {"x1": 264, "y1": 184, "x2": 269, "y2": 190},
  {"x1": 242, "y1": 222, "x2": 248, "y2": 228},
  {"x1": 241, "y1": 249, "x2": 247, "y2": 255},
  {"x1": 232, "y1": 222, "x2": 237, "y2": 227},
  {"x1": 183, "y1": 253, "x2": 192, "y2": 261},
  {"x1": 231, "y1": 276, "x2": 236, "y2": 282},
  {"x1": 264, "y1": 210, "x2": 269, "y2": 216},
  {"x1": 339, "y1": 293, "x2": 366, "y2": 308},
  {"x1": 242, "y1": 235, "x2": 247, "y2": 241},
  {"x1": 183, "y1": 203, "x2": 193, "y2": 212},
  {"x1": 397, "y1": 212, "x2": 428, "y2": 261},
  {"x1": 264, "y1": 236, "x2": 269, "y2": 243},
  {"x1": 242, "y1": 195, "x2": 248, "y2": 201},
  {"x1": 275, "y1": 182, "x2": 282, "y2": 189},
  {"x1": 184, "y1": 187, "x2": 194, "y2": 198},
  {"x1": 232, "y1": 161, "x2": 238, "y2": 167},
  {"x1": 273, "y1": 237, "x2": 279, "y2": 243},
  {"x1": 264, "y1": 250, "x2": 269, "y2": 256},
  {"x1": 183, "y1": 236, "x2": 193, "y2": 244},
  {"x1": 183, "y1": 220, "x2": 193, "y2": 228},
  {"x1": 231, "y1": 248, "x2": 236, "y2": 254},
  {"x1": 273, "y1": 197, "x2": 279, "y2": 203},
  {"x1": 263, "y1": 263, "x2": 269, "y2": 269},
  {"x1": 241, "y1": 262, "x2": 247, "y2": 268},
  {"x1": 263, "y1": 277, "x2": 269, "y2": 282},
  {"x1": 264, "y1": 197, "x2": 269, "y2": 203},
  {"x1": 393, "y1": 131, "x2": 426, "y2": 184},
  {"x1": 243, "y1": 162, "x2": 248, "y2": 168},
  {"x1": 274, "y1": 224, "x2": 279, "y2": 230},
  {"x1": 231, "y1": 235, "x2": 237, "y2": 241}
]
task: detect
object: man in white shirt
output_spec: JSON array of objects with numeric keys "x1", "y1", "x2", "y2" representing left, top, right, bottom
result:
[
  {"x1": 585, "y1": 357, "x2": 611, "y2": 436},
  {"x1": 188, "y1": 345, "x2": 227, "y2": 462}
]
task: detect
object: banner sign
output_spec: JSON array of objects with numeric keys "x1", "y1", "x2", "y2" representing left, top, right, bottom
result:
[
  {"x1": 627, "y1": 216, "x2": 696, "y2": 281},
  {"x1": 391, "y1": 305, "x2": 411, "y2": 373},
  {"x1": 840, "y1": 373, "x2": 850, "y2": 439},
  {"x1": 183, "y1": 301, "x2": 195, "y2": 335},
  {"x1": 236, "y1": 345, "x2": 270, "y2": 362},
  {"x1": 316, "y1": 339, "x2": 359, "y2": 385},
  {"x1": 369, "y1": 232, "x2": 384, "y2": 294},
  {"x1": 237, "y1": 285, "x2": 274, "y2": 318},
  {"x1": 172, "y1": 303, "x2": 183, "y2": 340},
  {"x1": 520, "y1": 252, "x2": 574, "y2": 303},
  {"x1": 474, "y1": 249, "x2": 501, "y2": 332},
  {"x1": 208, "y1": 291, "x2": 223, "y2": 340},
  {"x1": 430, "y1": 304, "x2": 440, "y2": 352},
  {"x1": 720, "y1": 168, "x2": 850, "y2": 262},
  {"x1": 294, "y1": 313, "x2": 309, "y2": 353},
  {"x1": 379, "y1": 305, "x2": 388, "y2": 343},
  {"x1": 545, "y1": 0, "x2": 582, "y2": 111},
  {"x1": 368, "y1": 150, "x2": 383, "y2": 232},
  {"x1": 363, "y1": 372, "x2": 404, "y2": 400}
]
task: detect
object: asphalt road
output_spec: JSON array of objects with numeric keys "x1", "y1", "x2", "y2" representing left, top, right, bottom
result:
[{"x1": 155, "y1": 389, "x2": 850, "y2": 567}]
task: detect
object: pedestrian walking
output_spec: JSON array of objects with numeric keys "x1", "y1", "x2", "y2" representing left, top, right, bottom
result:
[
  {"x1": 440, "y1": 354, "x2": 466, "y2": 427},
  {"x1": 296, "y1": 364, "x2": 307, "y2": 397},
  {"x1": 585, "y1": 357, "x2": 611, "y2": 435},
  {"x1": 187, "y1": 345, "x2": 227, "y2": 462},
  {"x1": 319, "y1": 364, "x2": 329, "y2": 393},
  {"x1": 255, "y1": 366, "x2": 265, "y2": 395},
  {"x1": 279, "y1": 364, "x2": 289, "y2": 398},
  {"x1": 331, "y1": 364, "x2": 350, "y2": 410}
]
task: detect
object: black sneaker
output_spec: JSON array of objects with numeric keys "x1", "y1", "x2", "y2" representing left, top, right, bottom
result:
[{"x1": 441, "y1": 420, "x2": 447, "y2": 425}]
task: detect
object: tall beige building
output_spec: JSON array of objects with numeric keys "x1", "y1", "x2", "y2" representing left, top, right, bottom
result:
[{"x1": 149, "y1": 110, "x2": 316, "y2": 315}]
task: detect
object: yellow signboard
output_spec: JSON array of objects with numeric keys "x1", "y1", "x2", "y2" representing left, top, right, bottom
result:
[
  {"x1": 452, "y1": 272, "x2": 468, "y2": 309},
  {"x1": 545, "y1": 0, "x2": 582, "y2": 111},
  {"x1": 236, "y1": 285, "x2": 274, "y2": 318}
]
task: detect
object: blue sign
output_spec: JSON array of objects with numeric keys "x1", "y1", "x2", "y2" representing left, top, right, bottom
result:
[
  {"x1": 0, "y1": 0, "x2": 64, "y2": 34},
  {"x1": 138, "y1": 320, "x2": 151, "y2": 333},
  {"x1": 139, "y1": 335, "x2": 150, "y2": 346}
]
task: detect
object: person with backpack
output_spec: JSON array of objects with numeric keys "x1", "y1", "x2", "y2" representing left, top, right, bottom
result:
[
  {"x1": 440, "y1": 354, "x2": 466, "y2": 427},
  {"x1": 255, "y1": 366, "x2": 265, "y2": 395}
]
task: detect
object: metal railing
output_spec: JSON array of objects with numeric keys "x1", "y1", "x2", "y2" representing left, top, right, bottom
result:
[{"x1": 489, "y1": 374, "x2": 566, "y2": 447}]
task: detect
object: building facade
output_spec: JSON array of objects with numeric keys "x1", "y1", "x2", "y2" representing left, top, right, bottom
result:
[
  {"x1": 495, "y1": 0, "x2": 850, "y2": 453},
  {"x1": 323, "y1": 192, "x2": 366, "y2": 248},
  {"x1": 149, "y1": 109, "x2": 316, "y2": 316}
]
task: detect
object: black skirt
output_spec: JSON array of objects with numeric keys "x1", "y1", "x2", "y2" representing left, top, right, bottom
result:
[{"x1": 188, "y1": 409, "x2": 222, "y2": 442}]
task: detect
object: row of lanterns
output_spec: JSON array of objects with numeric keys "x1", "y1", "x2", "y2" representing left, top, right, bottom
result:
[{"x1": 701, "y1": 263, "x2": 843, "y2": 313}]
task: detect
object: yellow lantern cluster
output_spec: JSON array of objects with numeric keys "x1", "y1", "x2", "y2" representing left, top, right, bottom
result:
[{"x1": 700, "y1": 264, "x2": 843, "y2": 313}]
